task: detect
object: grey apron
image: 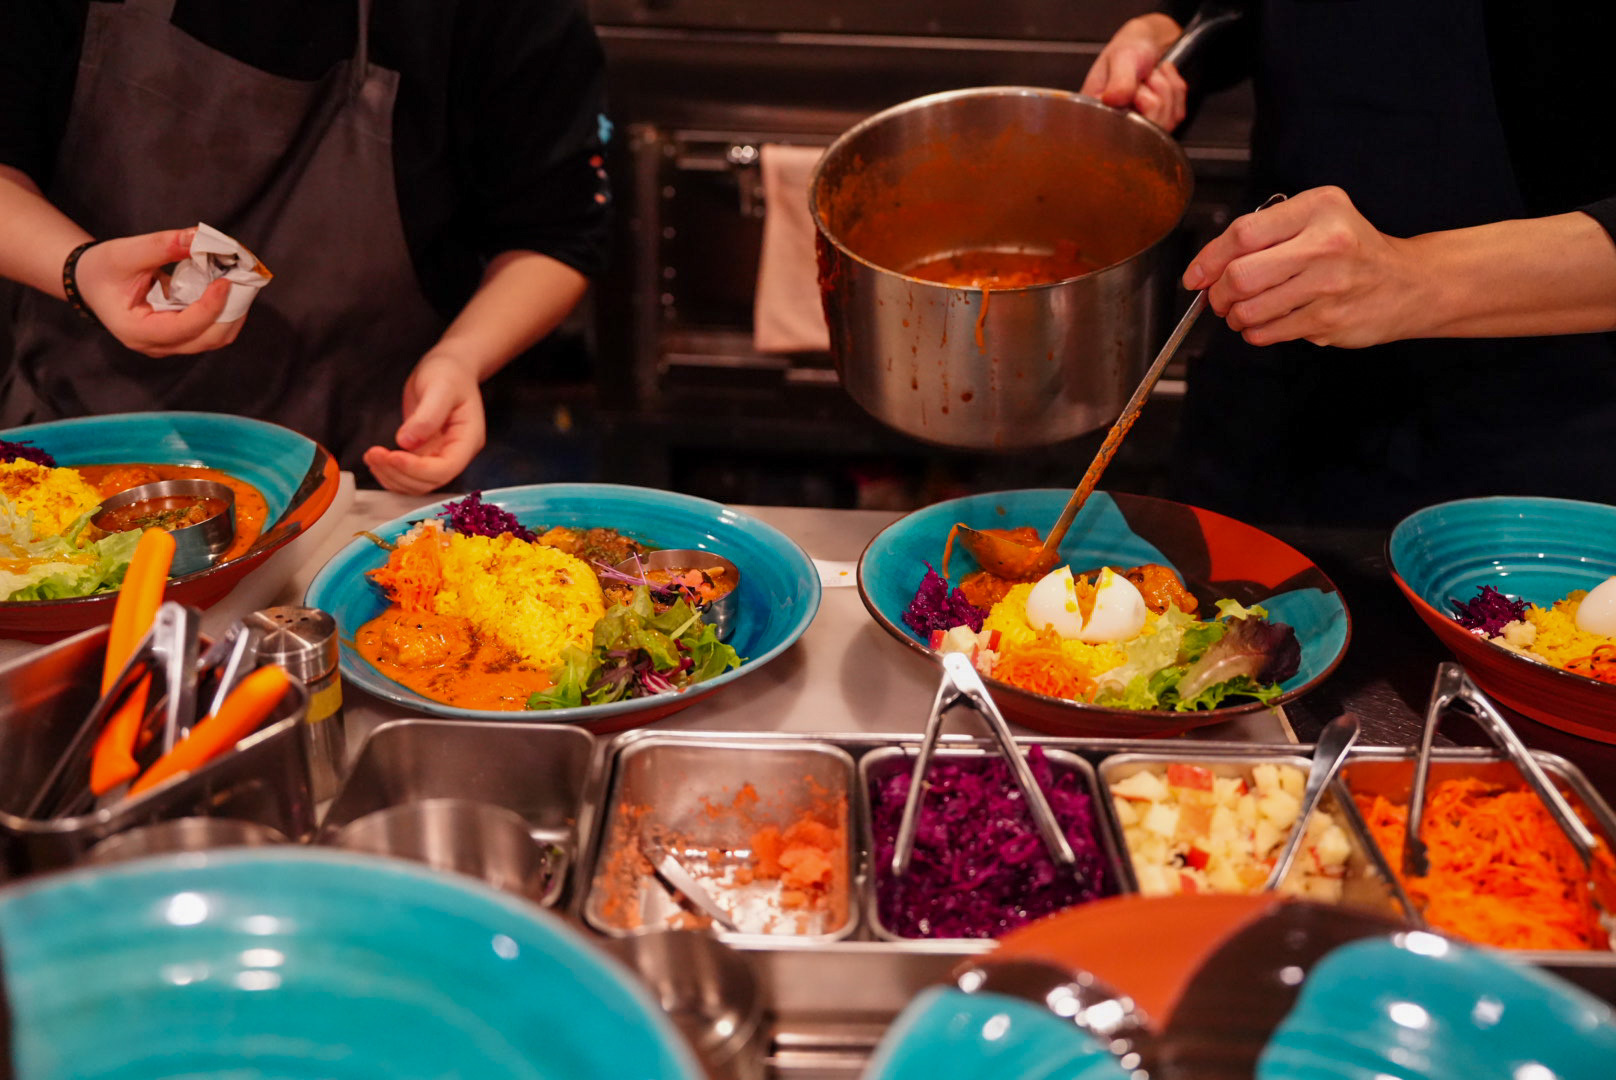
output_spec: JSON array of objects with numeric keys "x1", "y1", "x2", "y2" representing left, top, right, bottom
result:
[
  {"x1": 1173, "y1": 0, "x2": 1616, "y2": 527},
  {"x1": 1, "y1": 0, "x2": 446, "y2": 481}
]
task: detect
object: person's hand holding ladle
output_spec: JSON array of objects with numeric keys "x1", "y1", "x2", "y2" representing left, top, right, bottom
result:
[{"x1": 949, "y1": 194, "x2": 1287, "y2": 581}]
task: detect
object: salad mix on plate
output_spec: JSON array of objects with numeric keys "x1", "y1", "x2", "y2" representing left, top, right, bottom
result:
[
  {"x1": 903, "y1": 560, "x2": 1300, "y2": 712},
  {"x1": 360, "y1": 492, "x2": 742, "y2": 712}
]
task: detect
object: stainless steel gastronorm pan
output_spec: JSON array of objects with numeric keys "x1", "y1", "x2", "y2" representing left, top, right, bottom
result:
[
  {"x1": 858, "y1": 745, "x2": 1128, "y2": 942},
  {"x1": 582, "y1": 734, "x2": 858, "y2": 946},
  {"x1": 318, "y1": 719, "x2": 595, "y2": 908},
  {"x1": 0, "y1": 624, "x2": 313, "y2": 879},
  {"x1": 1342, "y1": 745, "x2": 1616, "y2": 966},
  {"x1": 1097, "y1": 751, "x2": 1413, "y2": 919},
  {"x1": 571, "y1": 732, "x2": 1616, "y2": 1079}
]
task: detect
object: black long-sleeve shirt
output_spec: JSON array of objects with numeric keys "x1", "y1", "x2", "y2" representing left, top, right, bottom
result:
[
  {"x1": 1, "y1": 0, "x2": 613, "y2": 321},
  {"x1": 1161, "y1": 0, "x2": 1616, "y2": 238}
]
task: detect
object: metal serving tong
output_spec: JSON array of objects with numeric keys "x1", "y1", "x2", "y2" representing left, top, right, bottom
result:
[
  {"x1": 24, "y1": 601, "x2": 202, "y2": 819},
  {"x1": 25, "y1": 608, "x2": 279, "y2": 821},
  {"x1": 891, "y1": 651, "x2": 1075, "y2": 877},
  {"x1": 640, "y1": 836, "x2": 741, "y2": 933},
  {"x1": 1404, "y1": 663, "x2": 1616, "y2": 914}
]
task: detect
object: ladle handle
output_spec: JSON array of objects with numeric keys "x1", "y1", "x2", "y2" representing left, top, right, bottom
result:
[
  {"x1": 1161, "y1": 1, "x2": 1247, "y2": 71},
  {"x1": 1034, "y1": 294, "x2": 1205, "y2": 564},
  {"x1": 1035, "y1": 193, "x2": 1286, "y2": 566}
]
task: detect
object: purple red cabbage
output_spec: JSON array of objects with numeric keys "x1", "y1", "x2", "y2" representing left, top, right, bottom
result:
[
  {"x1": 1450, "y1": 585, "x2": 1529, "y2": 636},
  {"x1": 870, "y1": 746, "x2": 1113, "y2": 939},
  {"x1": 437, "y1": 491, "x2": 536, "y2": 542},
  {"x1": 0, "y1": 440, "x2": 56, "y2": 468},
  {"x1": 902, "y1": 563, "x2": 987, "y2": 636}
]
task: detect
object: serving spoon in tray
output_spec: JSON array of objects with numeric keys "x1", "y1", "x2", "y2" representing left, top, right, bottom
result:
[{"x1": 948, "y1": 194, "x2": 1288, "y2": 582}]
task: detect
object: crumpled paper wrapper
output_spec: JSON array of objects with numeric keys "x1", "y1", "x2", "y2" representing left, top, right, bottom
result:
[{"x1": 146, "y1": 223, "x2": 273, "y2": 323}]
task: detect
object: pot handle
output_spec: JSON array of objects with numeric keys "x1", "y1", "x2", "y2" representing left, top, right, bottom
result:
[{"x1": 1161, "y1": 0, "x2": 1247, "y2": 70}]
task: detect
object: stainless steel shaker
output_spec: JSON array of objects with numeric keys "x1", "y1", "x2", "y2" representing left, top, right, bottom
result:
[{"x1": 243, "y1": 606, "x2": 345, "y2": 800}]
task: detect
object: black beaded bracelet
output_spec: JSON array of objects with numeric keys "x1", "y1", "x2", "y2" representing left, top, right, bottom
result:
[{"x1": 62, "y1": 239, "x2": 104, "y2": 327}]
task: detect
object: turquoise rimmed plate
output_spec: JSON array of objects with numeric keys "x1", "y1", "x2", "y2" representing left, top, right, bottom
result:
[
  {"x1": 858, "y1": 489, "x2": 1350, "y2": 737},
  {"x1": 305, "y1": 483, "x2": 820, "y2": 726}
]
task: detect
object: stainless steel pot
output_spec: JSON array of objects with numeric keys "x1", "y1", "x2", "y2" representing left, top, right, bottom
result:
[{"x1": 811, "y1": 86, "x2": 1193, "y2": 450}]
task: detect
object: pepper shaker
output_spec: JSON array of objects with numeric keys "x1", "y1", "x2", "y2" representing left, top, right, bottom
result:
[{"x1": 243, "y1": 606, "x2": 345, "y2": 800}]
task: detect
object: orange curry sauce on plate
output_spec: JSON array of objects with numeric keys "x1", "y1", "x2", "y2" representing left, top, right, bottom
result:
[
  {"x1": 77, "y1": 463, "x2": 267, "y2": 559},
  {"x1": 355, "y1": 609, "x2": 554, "y2": 711}
]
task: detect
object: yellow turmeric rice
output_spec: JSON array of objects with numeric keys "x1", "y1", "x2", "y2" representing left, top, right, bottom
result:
[
  {"x1": 433, "y1": 532, "x2": 605, "y2": 666},
  {"x1": 1523, "y1": 593, "x2": 1610, "y2": 668},
  {"x1": 0, "y1": 460, "x2": 103, "y2": 539},
  {"x1": 983, "y1": 582, "x2": 1131, "y2": 674}
]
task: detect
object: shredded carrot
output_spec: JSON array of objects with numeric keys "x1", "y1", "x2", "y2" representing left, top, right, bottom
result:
[
  {"x1": 365, "y1": 536, "x2": 443, "y2": 615},
  {"x1": 1356, "y1": 779, "x2": 1609, "y2": 951},
  {"x1": 1566, "y1": 644, "x2": 1616, "y2": 685},
  {"x1": 993, "y1": 642, "x2": 1097, "y2": 701}
]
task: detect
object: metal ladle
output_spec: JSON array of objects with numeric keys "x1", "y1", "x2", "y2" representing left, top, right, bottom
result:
[
  {"x1": 1264, "y1": 713, "x2": 1360, "y2": 891},
  {"x1": 951, "y1": 193, "x2": 1288, "y2": 581}
]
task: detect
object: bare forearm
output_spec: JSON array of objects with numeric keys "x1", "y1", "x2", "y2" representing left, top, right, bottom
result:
[
  {"x1": 425, "y1": 250, "x2": 590, "y2": 380},
  {"x1": 0, "y1": 166, "x2": 92, "y2": 300},
  {"x1": 1405, "y1": 212, "x2": 1616, "y2": 339}
]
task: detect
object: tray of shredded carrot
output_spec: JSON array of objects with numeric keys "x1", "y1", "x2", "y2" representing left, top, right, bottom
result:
[{"x1": 1356, "y1": 777, "x2": 1612, "y2": 952}]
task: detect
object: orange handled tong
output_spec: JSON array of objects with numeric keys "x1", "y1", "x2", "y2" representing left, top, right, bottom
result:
[
  {"x1": 127, "y1": 665, "x2": 292, "y2": 797},
  {"x1": 89, "y1": 528, "x2": 175, "y2": 795}
]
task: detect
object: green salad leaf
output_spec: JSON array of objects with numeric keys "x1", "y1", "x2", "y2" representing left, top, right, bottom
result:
[
  {"x1": 528, "y1": 585, "x2": 742, "y2": 710},
  {"x1": 0, "y1": 500, "x2": 142, "y2": 602},
  {"x1": 1092, "y1": 601, "x2": 1300, "y2": 712}
]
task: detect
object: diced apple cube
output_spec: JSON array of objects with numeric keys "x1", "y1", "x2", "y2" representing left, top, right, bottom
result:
[
  {"x1": 1259, "y1": 788, "x2": 1301, "y2": 832},
  {"x1": 1278, "y1": 765, "x2": 1305, "y2": 799},
  {"x1": 1112, "y1": 796, "x2": 1140, "y2": 827},
  {"x1": 1207, "y1": 862, "x2": 1242, "y2": 893},
  {"x1": 1235, "y1": 794, "x2": 1258, "y2": 829},
  {"x1": 1254, "y1": 818, "x2": 1281, "y2": 858},
  {"x1": 1312, "y1": 823, "x2": 1352, "y2": 869},
  {"x1": 1251, "y1": 763, "x2": 1281, "y2": 795},
  {"x1": 1110, "y1": 770, "x2": 1169, "y2": 802},
  {"x1": 938, "y1": 625, "x2": 980, "y2": 654},
  {"x1": 1134, "y1": 862, "x2": 1173, "y2": 897},
  {"x1": 1142, "y1": 802, "x2": 1180, "y2": 839},
  {"x1": 1212, "y1": 776, "x2": 1245, "y2": 805}
]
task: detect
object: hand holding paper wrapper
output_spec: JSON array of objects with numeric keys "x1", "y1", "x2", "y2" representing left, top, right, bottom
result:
[{"x1": 146, "y1": 223, "x2": 272, "y2": 323}]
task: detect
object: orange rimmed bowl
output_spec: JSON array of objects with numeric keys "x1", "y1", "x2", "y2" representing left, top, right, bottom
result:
[
  {"x1": 1388, "y1": 495, "x2": 1616, "y2": 743},
  {"x1": 0, "y1": 411, "x2": 339, "y2": 640}
]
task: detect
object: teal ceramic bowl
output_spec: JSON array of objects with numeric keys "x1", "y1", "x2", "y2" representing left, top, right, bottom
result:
[
  {"x1": 0, "y1": 411, "x2": 339, "y2": 640},
  {"x1": 0, "y1": 848, "x2": 701, "y2": 1080},
  {"x1": 858, "y1": 489, "x2": 1350, "y2": 737},
  {"x1": 1388, "y1": 496, "x2": 1616, "y2": 743},
  {"x1": 305, "y1": 483, "x2": 820, "y2": 726},
  {"x1": 1260, "y1": 933, "x2": 1616, "y2": 1080},
  {"x1": 865, "y1": 987, "x2": 1130, "y2": 1080}
]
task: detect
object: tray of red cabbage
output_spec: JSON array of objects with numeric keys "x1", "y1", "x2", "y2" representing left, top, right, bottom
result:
[{"x1": 862, "y1": 745, "x2": 1120, "y2": 940}]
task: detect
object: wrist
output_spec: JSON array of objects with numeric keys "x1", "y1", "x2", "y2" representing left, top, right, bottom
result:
[{"x1": 61, "y1": 239, "x2": 106, "y2": 327}]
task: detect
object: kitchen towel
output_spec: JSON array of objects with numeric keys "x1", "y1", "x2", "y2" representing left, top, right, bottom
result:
[{"x1": 753, "y1": 144, "x2": 830, "y2": 354}]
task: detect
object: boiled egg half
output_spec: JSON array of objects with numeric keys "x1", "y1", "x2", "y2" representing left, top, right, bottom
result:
[
  {"x1": 1024, "y1": 565, "x2": 1148, "y2": 644},
  {"x1": 1576, "y1": 575, "x2": 1616, "y2": 638}
]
